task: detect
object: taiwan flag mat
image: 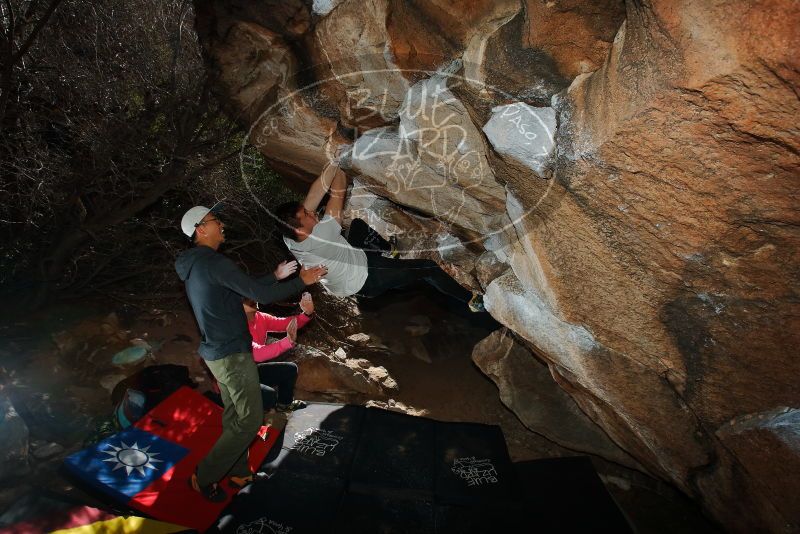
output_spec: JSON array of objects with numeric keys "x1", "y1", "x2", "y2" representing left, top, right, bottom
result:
[{"x1": 63, "y1": 386, "x2": 280, "y2": 532}]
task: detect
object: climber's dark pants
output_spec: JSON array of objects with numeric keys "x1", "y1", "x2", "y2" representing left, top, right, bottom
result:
[
  {"x1": 257, "y1": 361, "x2": 298, "y2": 408},
  {"x1": 346, "y1": 218, "x2": 471, "y2": 303},
  {"x1": 346, "y1": 218, "x2": 392, "y2": 253},
  {"x1": 358, "y1": 254, "x2": 472, "y2": 303}
]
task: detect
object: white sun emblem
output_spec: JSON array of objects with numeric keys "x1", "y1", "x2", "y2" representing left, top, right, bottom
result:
[{"x1": 101, "y1": 441, "x2": 164, "y2": 476}]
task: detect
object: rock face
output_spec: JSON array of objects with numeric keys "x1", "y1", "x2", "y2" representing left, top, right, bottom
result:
[
  {"x1": 352, "y1": 72, "x2": 508, "y2": 235},
  {"x1": 483, "y1": 102, "x2": 556, "y2": 177},
  {"x1": 291, "y1": 345, "x2": 399, "y2": 398},
  {"x1": 471, "y1": 328, "x2": 638, "y2": 468},
  {"x1": 193, "y1": 1, "x2": 800, "y2": 530}
]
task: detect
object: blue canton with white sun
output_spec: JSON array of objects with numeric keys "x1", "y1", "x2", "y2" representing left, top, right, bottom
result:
[
  {"x1": 64, "y1": 426, "x2": 189, "y2": 503},
  {"x1": 101, "y1": 439, "x2": 164, "y2": 476}
]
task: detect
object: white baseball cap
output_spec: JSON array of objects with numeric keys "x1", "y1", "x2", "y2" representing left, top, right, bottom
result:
[{"x1": 180, "y1": 201, "x2": 223, "y2": 238}]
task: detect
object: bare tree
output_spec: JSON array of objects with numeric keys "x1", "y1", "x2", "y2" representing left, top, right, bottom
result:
[
  {"x1": 0, "y1": 0, "x2": 64, "y2": 122},
  {"x1": 0, "y1": 0, "x2": 252, "y2": 309}
]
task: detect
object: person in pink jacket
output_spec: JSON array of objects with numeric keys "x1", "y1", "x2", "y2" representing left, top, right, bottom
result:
[
  {"x1": 245, "y1": 292, "x2": 313, "y2": 363},
  {"x1": 243, "y1": 291, "x2": 314, "y2": 412}
]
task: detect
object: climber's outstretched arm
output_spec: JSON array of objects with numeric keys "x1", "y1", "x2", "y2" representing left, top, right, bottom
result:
[
  {"x1": 324, "y1": 165, "x2": 348, "y2": 225},
  {"x1": 303, "y1": 161, "x2": 339, "y2": 212}
]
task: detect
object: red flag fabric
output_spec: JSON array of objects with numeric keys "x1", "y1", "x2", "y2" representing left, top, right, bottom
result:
[
  {"x1": 132, "y1": 386, "x2": 278, "y2": 530},
  {"x1": 62, "y1": 386, "x2": 278, "y2": 532}
]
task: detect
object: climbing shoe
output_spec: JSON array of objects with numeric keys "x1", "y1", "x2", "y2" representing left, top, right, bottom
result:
[
  {"x1": 276, "y1": 399, "x2": 307, "y2": 412},
  {"x1": 229, "y1": 471, "x2": 271, "y2": 490},
  {"x1": 189, "y1": 472, "x2": 227, "y2": 503},
  {"x1": 382, "y1": 236, "x2": 400, "y2": 259},
  {"x1": 468, "y1": 293, "x2": 486, "y2": 313}
]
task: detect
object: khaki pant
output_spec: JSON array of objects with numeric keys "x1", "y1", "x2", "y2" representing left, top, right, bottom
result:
[{"x1": 197, "y1": 352, "x2": 262, "y2": 486}]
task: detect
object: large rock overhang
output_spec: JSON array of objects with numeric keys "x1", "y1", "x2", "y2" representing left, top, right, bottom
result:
[{"x1": 192, "y1": 1, "x2": 800, "y2": 530}]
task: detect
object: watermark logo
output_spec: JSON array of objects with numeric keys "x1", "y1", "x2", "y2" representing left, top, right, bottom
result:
[{"x1": 240, "y1": 57, "x2": 557, "y2": 258}]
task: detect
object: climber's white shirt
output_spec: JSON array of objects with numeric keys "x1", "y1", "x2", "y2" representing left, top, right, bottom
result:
[{"x1": 284, "y1": 215, "x2": 368, "y2": 297}]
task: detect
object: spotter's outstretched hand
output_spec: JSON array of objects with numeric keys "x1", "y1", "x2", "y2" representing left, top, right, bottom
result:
[
  {"x1": 273, "y1": 260, "x2": 299, "y2": 280},
  {"x1": 299, "y1": 265, "x2": 327, "y2": 286},
  {"x1": 299, "y1": 292, "x2": 314, "y2": 315}
]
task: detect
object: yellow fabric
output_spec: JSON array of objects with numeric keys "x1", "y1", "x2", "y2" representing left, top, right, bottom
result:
[{"x1": 50, "y1": 516, "x2": 187, "y2": 534}]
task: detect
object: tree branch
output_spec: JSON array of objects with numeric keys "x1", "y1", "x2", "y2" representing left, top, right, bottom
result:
[
  {"x1": 0, "y1": 0, "x2": 63, "y2": 122},
  {"x1": 1, "y1": 0, "x2": 16, "y2": 43},
  {"x1": 88, "y1": 146, "x2": 240, "y2": 231},
  {"x1": 10, "y1": 0, "x2": 62, "y2": 64}
]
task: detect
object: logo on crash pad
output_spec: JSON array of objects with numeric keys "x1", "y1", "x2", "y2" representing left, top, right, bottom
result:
[
  {"x1": 291, "y1": 427, "x2": 343, "y2": 457},
  {"x1": 237, "y1": 517, "x2": 292, "y2": 534},
  {"x1": 451, "y1": 456, "x2": 499, "y2": 486}
]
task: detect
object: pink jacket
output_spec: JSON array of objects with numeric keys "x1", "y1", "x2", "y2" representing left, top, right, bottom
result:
[{"x1": 248, "y1": 311, "x2": 311, "y2": 363}]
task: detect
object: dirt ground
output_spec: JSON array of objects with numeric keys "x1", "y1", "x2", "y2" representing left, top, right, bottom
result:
[{"x1": 0, "y1": 286, "x2": 718, "y2": 532}]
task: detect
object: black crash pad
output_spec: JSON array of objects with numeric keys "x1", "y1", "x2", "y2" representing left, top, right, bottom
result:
[
  {"x1": 349, "y1": 407, "x2": 437, "y2": 499},
  {"x1": 260, "y1": 403, "x2": 365, "y2": 480},
  {"x1": 434, "y1": 503, "x2": 526, "y2": 533},
  {"x1": 514, "y1": 456, "x2": 633, "y2": 532},
  {"x1": 334, "y1": 491, "x2": 435, "y2": 534},
  {"x1": 434, "y1": 420, "x2": 516, "y2": 505},
  {"x1": 210, "y1": 471, "x2": 345, "y2": 534},
  {"x1": 214, "y1": 405, "x2": 633, "y2": 534}
]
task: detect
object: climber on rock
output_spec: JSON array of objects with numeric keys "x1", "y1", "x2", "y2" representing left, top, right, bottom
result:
[{"x1": 275, "y1": 157, "x2": 485, "y2": 312}]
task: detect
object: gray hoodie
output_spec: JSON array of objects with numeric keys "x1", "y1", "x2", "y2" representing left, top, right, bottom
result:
[{"x1": 175, "y1": 246, "x2": 305, "y2": 361}]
